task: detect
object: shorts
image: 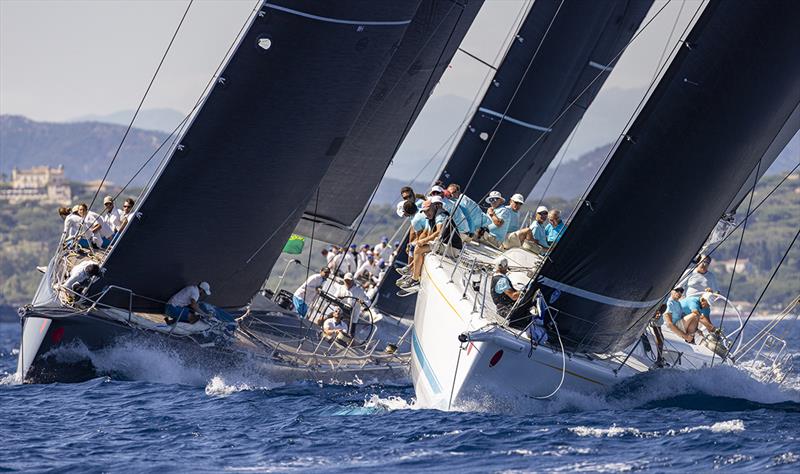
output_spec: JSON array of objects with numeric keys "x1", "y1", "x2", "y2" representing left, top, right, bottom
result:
[
  {"x1": 165, "y1": 304, "x2": 193, "y2": 322},
  {"x1": 292, "y1": 295, "x2": 308, "y2": 316}
]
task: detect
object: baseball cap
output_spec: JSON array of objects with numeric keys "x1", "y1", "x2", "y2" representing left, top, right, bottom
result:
[
  {"x1": 103, "y1": 196, "x2": 113, "y2": 205},
  {"x1": 343, "y1": 272, "x2": 354, "y2": 281},
  {"x1": 199, "y1": 281, "x2": 211, "y2": 295},
  {"x1": 493, "y1": 256, "x2": 508, "y2": 268},
  {"x1": 428, "y1": 195, "x2": 443, "y2": 205},
  {"x1": 381, "y1": 236, "x2": 388, "y2": 243},
  {"x1": 429, "y1": 185, "x2": 445, "y2": 195},
  {"x1": 536, "y1": 205, "x2": 549, "y2": 214},
  {"x1": 510, "y1": 193, "x2": 525, "y2": 204}
]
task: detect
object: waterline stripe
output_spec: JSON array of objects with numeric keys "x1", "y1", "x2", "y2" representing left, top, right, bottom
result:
[
  {"x1": 538, "y1": 276, "x2": 662, "y2": 309},
  {"x1": 265, "y1": 4, "x2": 413, "y2": 26},
  {"x1": 478, "y1": 107, "x2": 552, "y2": 132},
  {"x1": 588, "y1": 61, "x2": 614, "y2": 72},
  {"x1": 412, "y1": 330, "x2": 442, "y2": 394}
]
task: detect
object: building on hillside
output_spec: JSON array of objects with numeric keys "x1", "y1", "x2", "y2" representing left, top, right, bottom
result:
[
  {"x1": 0, "y1": 165, "x2": 72, "y2": 205},
  {"x1": 717, "y1": 258, "x2": 752, "y2": 275}
]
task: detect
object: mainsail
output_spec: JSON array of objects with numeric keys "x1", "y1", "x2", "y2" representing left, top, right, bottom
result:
[
  {"x1": 439, "y1": 0, "x2": 653, "y2": 201},
  {"x1": 521, "y1": 0, "x2": 800, "y2": 353},
  {"x1": 91, "y1": 0, "x2": 423, "y2": 311},
  {"x1": 294, "y1": 0, "x2": 484, "y2": 246},
  {"x1": 374, "y1": 0, "x2": 652, "y2": 319}
]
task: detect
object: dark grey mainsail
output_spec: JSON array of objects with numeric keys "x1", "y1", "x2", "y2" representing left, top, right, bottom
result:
[
  {"x1": 374, "y1": 0, "x2": 652, "y2": 319},
  {"x1": 439, "y1": 0, "x2": 652, "y2": 201},
  {"x1": 92, "y1": 0, "x2": 423, "y2": 311},
  {"x1": 294, "y1": 0, "x2": 484, "y2": 245},
  {"x1": 520, "y1": 0, "x2": 800, "y2": 353}
]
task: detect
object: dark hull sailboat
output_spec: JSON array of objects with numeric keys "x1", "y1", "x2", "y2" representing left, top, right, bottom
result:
[{"x1": 17, "y1": 0, "x2": 434, "y2": 384}]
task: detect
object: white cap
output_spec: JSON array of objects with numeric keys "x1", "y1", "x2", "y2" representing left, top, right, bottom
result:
[
  {"x1": 428, "y1": 195, "x2": 443, "y2": 205},
  {"x1": 493, "y1": 256, "x2": 508, "y2": 268},
  {"x1": 343, "y1": 272, "x2": 354, "y2": 281},
  {"x1": 199, "y1": 281, "x2": 211, "y2": 295},
  {"x1": 510, "y1": 193, "x2": 525, "y2": 204},
  {"x1": 103, "y1": 195, "x2": 113, "y2": 204},
  {"x1": 429, "y1": 185, "x2": 445, "y2": 195},
  {"x1": 396, "y1": 200, "x2": 406, "y2": 218},
  {"x1": 536, "y1": 205, "x2": 549, "y2": 214},
  {"x1": 485, "y1": 191, "x2": 504, "y2": 204}
]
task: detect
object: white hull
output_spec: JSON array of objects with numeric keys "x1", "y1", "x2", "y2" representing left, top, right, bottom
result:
[{"x1": 411, "y1": 249, "x2": 733, "y2": 410}]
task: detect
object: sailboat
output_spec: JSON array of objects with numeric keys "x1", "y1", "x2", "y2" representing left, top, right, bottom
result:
[
  {"x1": 15, "y1": 0, "x2": 483, "y2": 384},
  {"x1": 409, "y1": 0, "x2": 800, "y2": 409},
  {"x1": 374, "y1": 0, "x2": 654, "y2": 320}
]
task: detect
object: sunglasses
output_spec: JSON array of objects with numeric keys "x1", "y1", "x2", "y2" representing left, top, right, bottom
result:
[{"x1": 538, "y1": 211, "x2": 548, "y2": 215}]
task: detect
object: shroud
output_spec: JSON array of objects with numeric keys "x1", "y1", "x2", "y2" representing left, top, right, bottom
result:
[
  {"x1": 91, "y1": 0, "x2": 422, "y2": 311},
  {"x1": 519, "y1": 0, "x2": 800, "y2": 353}
]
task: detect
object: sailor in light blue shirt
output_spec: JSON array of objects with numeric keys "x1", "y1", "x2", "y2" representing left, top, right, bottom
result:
[
  {"x1": 544, "y1": 209, "x2": 565, "y2": 245},
  {"x1": 485, "y1": 192, "x2": 511, "y2": 243},
  {"x1": 430, "y1": 185, "x2": 469, "y2": 234},
  {"x1": 447, "y1": 183, "x2": 485, "y2": 235},
  {"x1": 506, "y1": 193, "x2": 525, "y2": 234},
  {"x1": 529, "y1": 206, "x2": 550, "y2": 248},
  {"x1": 662, "y1": 287, "x2": 699, "y2": 342}
]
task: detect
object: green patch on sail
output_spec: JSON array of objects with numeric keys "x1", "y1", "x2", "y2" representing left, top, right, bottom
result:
[{"x1": 282, "y1": 234, "x2": 305, "y2": 254}]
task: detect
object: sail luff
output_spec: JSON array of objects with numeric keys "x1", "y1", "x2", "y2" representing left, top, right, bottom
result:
[
  {"x1": 524, "y1": 0, "x2": 800, "y2": 353},
  {"x1": 91, "y1": 0, "x2": 423, "y2": 311}
]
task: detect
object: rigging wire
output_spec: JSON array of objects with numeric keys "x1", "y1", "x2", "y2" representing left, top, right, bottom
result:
[
  {"x1": 532, "y1": 117, "x2": 581, "y2": 213},
  {"x1": 650, "y1": 0, "x2": 686, "y2": 82},
  {"x1": 114, "y1": 0, "x2": 263, "y2": 201},
  {"x1": 728, "y1": 227, "x2": 800, "y2": 352},
  {"x1": 86, "y1": 0, "x2": 194, "y2": 213},
  {"x1": 711, "y1": 159, "x2": 761, "y2": 367}
]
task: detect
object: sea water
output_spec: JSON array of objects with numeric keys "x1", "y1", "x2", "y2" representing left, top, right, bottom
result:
[{"x1": 1, "y1": 319, "x2": 798, "y2": 473}]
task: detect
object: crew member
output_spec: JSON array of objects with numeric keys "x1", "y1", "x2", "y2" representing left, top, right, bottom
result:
[
  {"x1": 491, "y1": 257, "x2": 519, "y2": 318},
  {"x1": 165, "y1": 281, "x2": 211, "y2": 324},
  {"x1": 292, "y1": 267, "x2": 331, "y2": 317}
]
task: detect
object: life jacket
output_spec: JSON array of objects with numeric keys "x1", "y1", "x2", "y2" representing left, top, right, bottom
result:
[{"x1": 491, "y1": 274, "x2": 515, "y2": 313}]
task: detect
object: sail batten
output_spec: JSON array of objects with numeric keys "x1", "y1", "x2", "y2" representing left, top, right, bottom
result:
[
  {"x1": 91, "y1": 0, "x2": 424, "y2": 311},
  {"x1": 523, "y1": 0, "x2": 800, "y2": 353}
]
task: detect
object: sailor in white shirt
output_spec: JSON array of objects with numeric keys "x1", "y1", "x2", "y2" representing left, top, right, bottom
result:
[
  {"x1": 357, "y1": 244, "x2": 372, "y2": 267},
  {"x1": 292, "y1": 267, "x2": 331, "y2": 317},
  {"x1": 678, "y1": 254, "x2": 720, "y2": 296},
  {"x1": 341, "y1": 247, "x2": 358, "y2": 275},
  {"x1": 165, "y1": 282, "x2": 211, "y2": 324},
  {"x1": 101, "y1": 196, "x2": 125, "y2": 232},
  {"x1": 322, "y1": 307, "x2": 349, "y2": 338},
  {"x1": 335, "y1": 273, "x2": 370, "y2": 328},
  {"x1": 374, "y1": 236, "x2": 393, "y2": 262},
  {"x1": 63, "y1": 205, "x2": 83, "y2": 242},
  {"x1": 354, "y1": 254, "x2": 380, "y2": 285},
  {"x1": 62, "y1": 260, "x2": 101, "y2": 292},
  {"x1": 77, "y1": 203, "x2": 114, "y2": 248}
]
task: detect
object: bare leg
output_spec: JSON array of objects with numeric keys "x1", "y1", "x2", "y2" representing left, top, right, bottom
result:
[
  {"x1": 699, "y1": 315, "x2": 715, "y2": 332},
  {"x1": 413, "y1": 244, "x2": 431, "y2": 280}
]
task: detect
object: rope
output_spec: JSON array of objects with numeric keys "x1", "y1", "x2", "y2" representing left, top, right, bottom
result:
[
  {"x1": 532, "y1": 305, "x2": 565, "y2": 399},
  {"x1": 305, "y1": 188, "x2": 320, "y2": 285},
  {"x1": 86, "y1": 0, "x2": 194, "y2": 213}
]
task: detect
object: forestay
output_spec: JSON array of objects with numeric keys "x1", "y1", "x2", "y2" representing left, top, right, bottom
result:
[
  {"x1": 522, "y1": 0, "x2": 800, "y2": 353},
  {"x1": 294, "y1": 0, "x2": 484, "y2": 246},
  {"x1": 439, "y1": 0, "x2": 653, "y2": 201},
  {"x1": 91, "y1": 0, "x2": 422, "y2": 311}
]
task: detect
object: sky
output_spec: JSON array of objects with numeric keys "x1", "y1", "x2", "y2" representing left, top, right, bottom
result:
[{"x1": 0, "y1": 0, "x2": 708, "y2": 177}]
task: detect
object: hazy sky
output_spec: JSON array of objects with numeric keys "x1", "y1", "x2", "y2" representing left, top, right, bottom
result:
[{"x1": 1, "y1": 0, "x2": 702, "y2": 122}]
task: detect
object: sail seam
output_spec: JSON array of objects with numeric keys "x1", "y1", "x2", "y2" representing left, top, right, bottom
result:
[
  {"x1": 478, "y1": 107, "x2": 552, "y2": 132},
  {"x1": 265, "y1": 4, "x2": 413, "y2": 26},
  {"x1": 538, "y1": 276, "x2": 662, "y2": 309}
]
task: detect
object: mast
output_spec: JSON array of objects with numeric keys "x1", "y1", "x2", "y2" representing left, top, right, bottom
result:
[
  {"x1": 91, "y1": 0, "x2": 423, "y2": 311},
  {"x1": 517, "y1": 0, "x2": 800, "y2": 353},
  {"x1": 294, "y1": 0, "x2": 484, "y2": 246},
  {"x1": 439, "y1": 0, "x2": 653, "y2": 201}
]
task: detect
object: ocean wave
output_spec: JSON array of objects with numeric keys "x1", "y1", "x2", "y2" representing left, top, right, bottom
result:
[{"x1": 570, "y1": 419, "x2": 745, "y2": 438}]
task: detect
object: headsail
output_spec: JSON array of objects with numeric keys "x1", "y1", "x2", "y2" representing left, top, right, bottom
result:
[
  {"x1": 438, "y1": 0, "x2": 653, "y2": 200},
  {"x1": 91, "y1": 0, "x2": 423, "y2": 311},
  {"x1": 521, "y1": 0, "x2": 800, "y2": 353}
]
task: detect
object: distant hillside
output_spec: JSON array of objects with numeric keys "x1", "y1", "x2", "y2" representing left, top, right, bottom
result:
[
  {"x1": 71, "y1": 108, "x2": 185, "y2": 134},
  {"x1": 0, "y1": 115, "x2": 169, "y2": 187}
]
